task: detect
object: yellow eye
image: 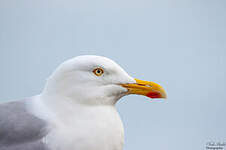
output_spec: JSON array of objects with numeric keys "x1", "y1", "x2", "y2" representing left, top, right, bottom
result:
[{"x1": 93, "y1": 68, "x2": 104, "y2": 76}]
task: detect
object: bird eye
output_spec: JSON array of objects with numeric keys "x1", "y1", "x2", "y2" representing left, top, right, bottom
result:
[{"x1": 93, "y1": 68, "x2": 104, "y2": 76}]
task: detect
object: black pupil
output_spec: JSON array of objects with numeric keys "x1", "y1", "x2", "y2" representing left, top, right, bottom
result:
[{"x1": 97, "y1": 69, "x2": 101, "y2": 74}]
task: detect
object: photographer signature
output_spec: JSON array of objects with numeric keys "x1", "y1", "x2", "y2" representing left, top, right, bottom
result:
[{"x1": 206, "y1": 142, "x2": 226, "y2": 150}]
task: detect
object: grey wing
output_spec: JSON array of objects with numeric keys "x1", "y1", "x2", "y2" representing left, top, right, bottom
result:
[{"x1": 0, "y1": 98, "x2": 50, "y2": 150}]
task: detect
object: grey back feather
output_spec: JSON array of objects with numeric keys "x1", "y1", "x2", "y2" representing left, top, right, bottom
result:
[{"x1": 0, "y1": 99, "x2": 49, "y2": 150}]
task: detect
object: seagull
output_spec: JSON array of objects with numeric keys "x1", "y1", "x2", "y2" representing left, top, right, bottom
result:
[{"x1": 0, "y1": 55, "x2": 167, "y2": 150}]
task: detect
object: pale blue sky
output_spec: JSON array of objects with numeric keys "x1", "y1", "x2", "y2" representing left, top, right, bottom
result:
[{"x1": 0, "y1": 0, "x2": 226, "y2": 149}]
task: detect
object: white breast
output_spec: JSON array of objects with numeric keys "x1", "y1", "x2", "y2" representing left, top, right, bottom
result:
[{"x1": 46, "y1": 105, "x2": 124, "y2": 150}]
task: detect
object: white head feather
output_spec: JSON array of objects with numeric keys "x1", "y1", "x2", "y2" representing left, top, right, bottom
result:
[{"x1": 43, "y1": 55, "x2": 135, "y2": 105}]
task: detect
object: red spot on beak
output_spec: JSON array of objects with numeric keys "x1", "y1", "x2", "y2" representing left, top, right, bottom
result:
[{"x1": 146, "y1": 92, "x2": 162, "y2": 98}]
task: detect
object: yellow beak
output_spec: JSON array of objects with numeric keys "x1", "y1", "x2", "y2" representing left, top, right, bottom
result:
[{"x1": 121, "y1": 78, "x2": 167, "y2": 99}]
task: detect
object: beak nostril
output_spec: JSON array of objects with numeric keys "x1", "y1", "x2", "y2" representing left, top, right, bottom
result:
[
  {"x1": 145, "y1": 85, "x2": 152, "y2": 87},
  {"x1": 135, "y1": 83, "x2": 152, "y2": 88}
]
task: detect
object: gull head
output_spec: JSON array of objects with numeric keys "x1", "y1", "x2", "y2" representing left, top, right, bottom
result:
[{"x1": 43, "y1": 55, "x2": 167, "y2": 105}]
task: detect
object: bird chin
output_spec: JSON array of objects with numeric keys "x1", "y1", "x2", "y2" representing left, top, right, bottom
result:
[{"x1": 103, "y1": 85, "x2": 128, "y2": 104}]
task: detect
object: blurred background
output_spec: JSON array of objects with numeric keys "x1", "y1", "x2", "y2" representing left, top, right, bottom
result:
[{"x1": 0, "y1": 0, "x2": 226, "y2": 149}]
